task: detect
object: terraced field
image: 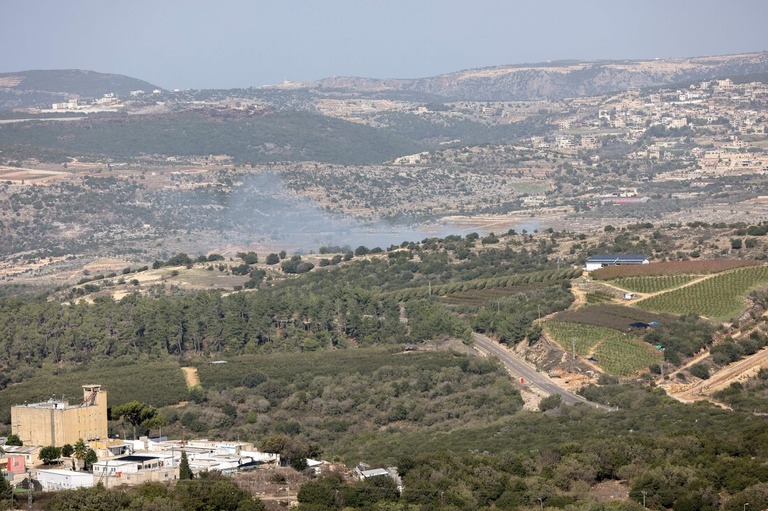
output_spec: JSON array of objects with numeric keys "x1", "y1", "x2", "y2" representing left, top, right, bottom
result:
[
  {"x1": 544, "y1": 321, "x2": 661, "y2": 376},
  {"x1": 635, "y1": 265, "x2": 768, "y2": 320}
]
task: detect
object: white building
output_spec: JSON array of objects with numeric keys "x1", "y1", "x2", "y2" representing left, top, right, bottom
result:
[
  {"x1": 36, "y1": 469, "x2": 94, "y2": 491},
  {"x1": 92, "y1": 453, "x2": 179, "y2": 487},
  {"x1": 585, "y1": 254, "x2": 649, "y2": 272}
]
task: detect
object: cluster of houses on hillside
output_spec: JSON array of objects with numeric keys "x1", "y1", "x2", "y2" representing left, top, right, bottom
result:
[
  {"x1": 3, "y1": 384, "x2": 398, "y2": 495},
  {"x1": 3, "y1": 385, "x2": 280, "y2": 492}
]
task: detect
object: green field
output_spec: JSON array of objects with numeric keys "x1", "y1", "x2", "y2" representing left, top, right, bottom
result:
[
  {"x1": 0, "y1": 361, "x2": 188, "y2": 423},
  {"x1": 194, "y1": 347, "x2": 462, "y2": 389},
  {"x1": 544, "y1": 321, "x2": 661, "y2": 376},
  {"x1": 635, "y1": 265, "x2": 768, "y2": 320},
  {"x1": 391, "y1": 267, "x2": 581, "y2": 302},
  {"x1": 585, "y1": 291, "x2": 613, "y2": 304},
  {"x1": 609, "y1": 275, "x2": 699, "y2": 294},
  {"x1": 510, "y1": 180, "x2": 550, "y2": 195}
]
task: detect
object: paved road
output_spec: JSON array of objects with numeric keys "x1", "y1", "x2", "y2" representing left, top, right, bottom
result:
[{"x1": 472, "y1": 332, "x2": 612, "y2": 411}]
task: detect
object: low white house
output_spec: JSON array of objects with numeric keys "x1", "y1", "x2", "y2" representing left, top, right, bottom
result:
[
  {"x1": 92, "y1": 454, "x2": 178, "y2": 486},
  {"x1": 36, "y1": 469, "x2": 94, "y2": 491},
  {"x1": 585, "y1": 254, "x2": 649, "y2": 272}
]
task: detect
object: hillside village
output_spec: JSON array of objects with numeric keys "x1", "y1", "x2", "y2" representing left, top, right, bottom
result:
[
  {"x1": 2, "y1": 73, "x2": 768, "y2": 264},
  {"x1": 0, "y1": 383, "x2": 337, "y2": 506}
]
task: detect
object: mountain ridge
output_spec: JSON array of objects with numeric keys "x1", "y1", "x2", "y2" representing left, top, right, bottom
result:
[
  {"x1": 1, "y1": 51, "x2": 768, "y2": 108},
  {"x1": 313, "y1": 51, "x2": 768, "y2": 100},
  {"x1": 0, "y1": 69, "x2": 161, "y2": 99}
]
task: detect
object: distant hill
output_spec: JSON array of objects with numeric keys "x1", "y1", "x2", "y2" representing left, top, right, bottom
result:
[
  {"x1": 0, "y1": 69, "x2": 160, "y2": 107},
  {"x1": 0, "y1": 109, "x2": 422, "y2": 165},
  {"x1": 315, "y1": 52, "x2": 768, "y2": 101}
]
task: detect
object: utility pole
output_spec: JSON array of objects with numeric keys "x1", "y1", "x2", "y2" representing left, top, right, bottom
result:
[
  {"x1": 642, "y1": 490, "x2": 647, "y2": 509},
  {"x1": 571, "y1": 338, "x2": 576, "y2": 371}
]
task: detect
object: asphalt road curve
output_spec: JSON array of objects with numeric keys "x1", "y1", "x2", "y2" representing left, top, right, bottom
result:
[{"x1": 472, "y1": 332, "x2": 612, "y2": 411}]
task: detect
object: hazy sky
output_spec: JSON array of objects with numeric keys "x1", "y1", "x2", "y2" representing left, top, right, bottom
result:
[{"x1": 1, "y1": 0, "x2": 766, "y2": 90}]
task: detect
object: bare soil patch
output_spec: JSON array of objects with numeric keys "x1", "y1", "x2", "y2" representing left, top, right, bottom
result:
[
  {"x1": 590, "y1": 480, "x2": 630, "y2": 503},
  {"x1": 0, "y1": 165, "x2": 70, "y2": 184},
  {"x1": 182, "y1": 367, "x2": 200, "y2": 388}
]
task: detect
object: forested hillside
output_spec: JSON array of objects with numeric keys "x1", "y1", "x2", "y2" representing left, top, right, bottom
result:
[
  {"x1": 2, "y1": 229, "x2": 768, "y2": 510},
  {"x1": 0, "y1": 234, "x2": 567, "y2": 375},
  {"x1": 0, "y1": 110, "x2": 422, "y2": 165}
]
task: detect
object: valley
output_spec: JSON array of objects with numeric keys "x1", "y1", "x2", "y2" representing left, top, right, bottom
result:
[{"x1": 2, "y1": 52, "x2": 768, "y2": 510}]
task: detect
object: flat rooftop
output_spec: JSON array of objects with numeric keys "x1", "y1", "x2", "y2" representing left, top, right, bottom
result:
[
  {"x1": 117, "y1": 455, "x2": 162, "y2": 462},
  {"x1": 12, "y1": 400, "x2": 80, "y2": 410}
]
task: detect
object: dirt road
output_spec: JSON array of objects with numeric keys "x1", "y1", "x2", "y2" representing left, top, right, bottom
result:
[
  {"x1": 182, "y1": 367, "x2": 200, "y2": 388},
  {"x1": 670, "y1": 346, "x2": 768, "y2": 403}
]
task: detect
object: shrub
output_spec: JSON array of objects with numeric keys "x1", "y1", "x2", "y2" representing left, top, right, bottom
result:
[
  {"x1": 539, "y1": 394, "x2": 562, "y2": 411},
  {"x1": 689, "y1": 362, "x2": 710, "y2": 380}
]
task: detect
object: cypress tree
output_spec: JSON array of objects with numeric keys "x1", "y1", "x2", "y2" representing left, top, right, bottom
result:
[{"x1": 179, "y1": 450, "x2": 193, "y2": 480}]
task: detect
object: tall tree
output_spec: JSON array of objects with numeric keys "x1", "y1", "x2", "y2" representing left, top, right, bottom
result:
[
  {"x1": 179, "y1": 451, "x2": 193, "y2": 480},
  {"x1": 144, "y1": 413, "x2": 168, "y2": 438},
  {"x1": 111, "y1": 401, "x2": 157, "y2": 439},
  {"x1": 0, "y1": 469, "x2": 12, "y2": 507},
  {"x1": 84, "y1": 449, "x2": 97, "y2": 471}
]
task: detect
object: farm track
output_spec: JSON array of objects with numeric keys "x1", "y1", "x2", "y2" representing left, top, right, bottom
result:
[
  {"x1": 670, "y1": 346, "x2": 768, "y2": 403},
  {"x1": 586, "y1": 340, "x2": 604, "y2": 359},
  {"x1": 613, "y1": 273, "x2": 715, "y2": 302},
  {"x1": 665, "y1": 350, "x2": 711, "y2": 380},
  {"x1": 569, "y1": 285, "x2": 587, "y2": 310},
  {"x1": 549, "y1": 266, "x2": 768, "y2": 405},
  {"x1": 182, "y1": 367, "x2": 200, "y2": 388}
]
